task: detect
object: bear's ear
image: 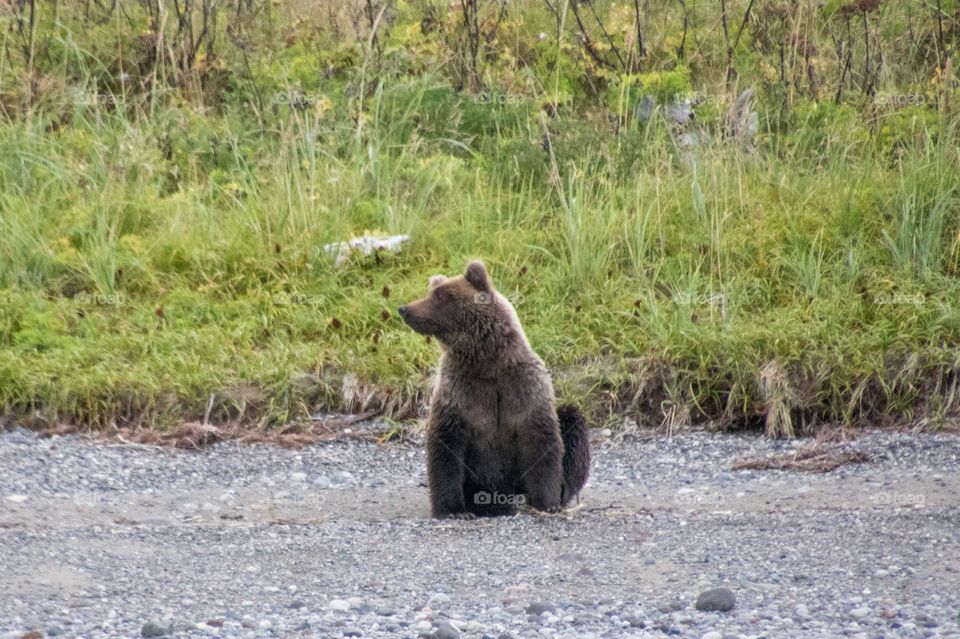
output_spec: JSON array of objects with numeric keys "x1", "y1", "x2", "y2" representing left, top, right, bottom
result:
[
  {"x1": 428, "y1": 275, "x2": 447, "y2": 291},
  {"x1": 464, "y1": 260, "x2": 492, "y2": 293}
]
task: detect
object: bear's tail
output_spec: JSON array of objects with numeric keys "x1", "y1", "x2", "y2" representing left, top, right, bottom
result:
[{"x1": 557, "y1": 403, "x2": 591, "y2": 506}]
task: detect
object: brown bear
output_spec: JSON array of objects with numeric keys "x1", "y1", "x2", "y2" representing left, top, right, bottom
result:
[{"x1": 399, "y1": 260, "x2": 591, "y2": 518}]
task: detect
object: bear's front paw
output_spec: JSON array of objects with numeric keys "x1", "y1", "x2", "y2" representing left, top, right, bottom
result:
[
  {"x1": 442, "y1": 511, "x2": 477, "y2": 520},
  {"x1": 530, "y1": 503, "x2": 562, "y2": 515},
  {"x1": 527, "y1": 496, "x2": 562, "y2": 514}
]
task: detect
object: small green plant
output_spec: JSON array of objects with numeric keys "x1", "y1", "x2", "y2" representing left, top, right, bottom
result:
[
  {"x1": 782, "y1": 231, "x2": 826, "y2": 299},
  {"x1": 883, "y1": 133, "x2": 960, "y2": 276}
]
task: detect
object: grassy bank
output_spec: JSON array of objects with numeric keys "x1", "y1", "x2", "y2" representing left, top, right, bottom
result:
[{"x1": 1, "y1": 1, "x2": 960, "y2": 434}]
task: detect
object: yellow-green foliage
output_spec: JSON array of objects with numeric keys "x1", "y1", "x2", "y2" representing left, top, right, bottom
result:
[{"x1": 0, "y1": 1, "x2": 959, "y2": 432}]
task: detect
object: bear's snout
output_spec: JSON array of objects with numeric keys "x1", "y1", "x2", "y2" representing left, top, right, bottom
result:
[
  {"x1": 398, "y1": 304, "x2": 423, "y2": 332},
  {"x1": 398, "y1": 301, "x2": 435, "y2": 335}
]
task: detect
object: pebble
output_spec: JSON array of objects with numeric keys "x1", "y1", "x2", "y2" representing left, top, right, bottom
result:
[
  {"x1": 695, "y1": 588, "x2": 737, "y2": 613},
  {"x1": 658, "y1": 600, "x2": 685, "y2": 613},
  {"x1": 329, "y1": 599, "x2": 352, "y2": 612},
  {"x1": 428, "y1": 593, "x2": 451, "y2": 609},
  {"x1": 526, "y1": 602, "x2": 557, "y2": 616},
  {"x1": 433, "y1": 622, "x2": 460, "y2": 639},
  {"x1": 140, "y1": 621, "x2": 173, "y2": 637}
]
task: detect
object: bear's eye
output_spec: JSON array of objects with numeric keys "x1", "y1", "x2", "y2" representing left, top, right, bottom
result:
[{"x1": 433, "y1": 288, "x2": 452, "y2": 301}]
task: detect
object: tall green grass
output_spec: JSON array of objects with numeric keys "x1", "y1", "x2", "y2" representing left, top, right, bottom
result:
[{"x1": 1, "y1": 3, "x2": 960, "y2": 434}]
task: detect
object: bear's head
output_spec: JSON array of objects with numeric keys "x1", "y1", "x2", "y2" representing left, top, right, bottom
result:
[{"x1": 399, "y1": 260, "x2": 526, "y2": 362}]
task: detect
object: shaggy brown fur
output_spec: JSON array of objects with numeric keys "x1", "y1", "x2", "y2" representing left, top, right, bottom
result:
[{"x1": 399, "y1": 260, "x2": 591, "y2": 518}]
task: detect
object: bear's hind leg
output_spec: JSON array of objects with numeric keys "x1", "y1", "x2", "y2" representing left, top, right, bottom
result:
[{"x1": 518, "y1": 411, "x2": 564, "y2": 513}]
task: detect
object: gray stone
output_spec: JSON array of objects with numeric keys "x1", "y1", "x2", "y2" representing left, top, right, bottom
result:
[
  {"x1": 141, "y1": 621, "x2": 173, "y2": 638},
  {"x1": 526, "y1": 602, "x2": 557, "y2": 616},
  {"x1": 427, "y1": 592, "x2": 451, "y2": 609},
  {"x1": 695, "y1": 588, "x2": 736, "y2": 612},
  {"x1": 434, "y1": 622, "x2": 460, "y2": 639},
  {"x1": 659, "y1": 600, "x2": 686, "y2": 613},
  {"x1": 329, "y1": 599, "x2": 352, "y2": 612}
]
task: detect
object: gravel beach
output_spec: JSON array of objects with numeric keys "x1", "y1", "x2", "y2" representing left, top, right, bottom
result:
[{"x1": 1, "y1": 425, "x2": 959, "y2": 639}]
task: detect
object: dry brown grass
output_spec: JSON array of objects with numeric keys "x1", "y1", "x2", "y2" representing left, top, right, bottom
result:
[
  {"x1": 56, "y1": 413, "x2": 392, "y2": 449},
  {"x1": 732, "y1": 443, "x2": 872, "y2": 473}
]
